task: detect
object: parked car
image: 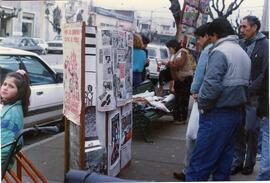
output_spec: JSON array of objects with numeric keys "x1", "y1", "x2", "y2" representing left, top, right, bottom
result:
[
  {"x1": 33, "y1": 38, "x2": 49, "y2": 54},
  {"x1": 0, "y1": 37, "x2": 5, "y2": 44},
  {"x1": 1, "y1": 37, "x2": 45, "y2": 55},
  {"x1": 0, "y1": 46, "x2": 63, "y2": 128},
  {"x1": 47, "y1": 36, "x2": 63, "y2": 54},
  {"x1": 146, "y1": 44, "x2": 170, "y2": 79}
]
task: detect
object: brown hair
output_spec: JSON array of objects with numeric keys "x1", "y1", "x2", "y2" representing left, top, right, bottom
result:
[
  {"x1": 4, "y1": 72, "x2": 31, "y2": 116},
  {"x1": 133, "y1": 34, "x2": 144, "y2": 49}
]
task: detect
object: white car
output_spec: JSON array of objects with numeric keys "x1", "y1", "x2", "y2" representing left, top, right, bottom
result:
[
  {"x1": 33, "y1": 38, "x2": 49, "y2": 54},
  {"x1": 47, "y1": 36, "x2": 63, "y2": 54},
  {"x1": 0, "y1": 46, "x2": 63, "y2": 128},
  {"x1": 146, "y1": 44, "x2": 170, "y2": 79}
]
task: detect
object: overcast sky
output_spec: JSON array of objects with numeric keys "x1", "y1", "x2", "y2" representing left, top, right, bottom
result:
[{"x1": 92, "y1": 0, "x2": 264, "y2": 20}]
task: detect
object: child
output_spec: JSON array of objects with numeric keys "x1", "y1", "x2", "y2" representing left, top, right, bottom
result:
[{"x1": 1, "y1": 70, "x2": 31, "y2": 169}]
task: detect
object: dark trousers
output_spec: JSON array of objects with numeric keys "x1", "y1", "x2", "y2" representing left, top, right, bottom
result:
[
  {"x1": 186, "y1": 108, "x2": 242, "y2": 181},
  {"x1": 173, "y1": 77, "x2": 192, "y2": 121},
  {"x1": 133, "y1": 72, "x2": 142, "y2": 88},
  {"x1": 232, "y1": 96, "x2": 260, "y2": 169}
]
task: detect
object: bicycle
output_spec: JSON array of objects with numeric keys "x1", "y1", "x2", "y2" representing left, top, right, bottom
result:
[{"x1": 1, "y1": 125, "x2": 59, "y2": 183}]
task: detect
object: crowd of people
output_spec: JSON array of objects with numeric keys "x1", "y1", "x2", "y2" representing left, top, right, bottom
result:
[
  {"x1": 169, "y1": 16, "x2": 268, "y2": 181},
  {"x1": 131, "y1": 15, "x2": 269, "y2": 181}
]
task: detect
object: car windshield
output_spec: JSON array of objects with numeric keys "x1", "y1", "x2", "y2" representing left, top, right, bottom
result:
[
  {"x1": 147, "y1": 48, "x2": 156, "y2": 59},
  {"x1": 2, "y1": 37, "x2": 21, "y2": 45}
]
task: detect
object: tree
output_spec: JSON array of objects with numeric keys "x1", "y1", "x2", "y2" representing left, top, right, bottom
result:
[
  {"x1": 208, "y1": 0, "x2": 245, "y2": 19},
  {"x1": 169, "y1": 0, "x2": 245, "y2": 39},
  {"x1": 45, "y1": 6, "x2": 62, "y2": 35}
]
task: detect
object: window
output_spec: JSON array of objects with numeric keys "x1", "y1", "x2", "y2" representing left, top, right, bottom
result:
[
  {"x1": 147, "y1": 48, "x2": 156, "y2": 59},
  {"x1": 20, "y1": 56, "x2": 55, "y2": 85},
  {"x1": 160, "y1": 49, "x2": 169, "y2": 59},
  {"x1": 0, "y1": 55, "x2": 20, "y2": 82}
]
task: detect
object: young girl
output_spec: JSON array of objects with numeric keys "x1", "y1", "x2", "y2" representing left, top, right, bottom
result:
[{"x1": 1, "y1": 70, "x2": 31, "y2": 168}]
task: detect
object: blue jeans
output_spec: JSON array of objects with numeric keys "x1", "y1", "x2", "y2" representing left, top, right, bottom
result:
[
  {"x1": 256, "y1": 117, "x2": 270, "y2": 180},
  {"x1": 186, "y1": 107, "x2": 242, "y2": 181}
]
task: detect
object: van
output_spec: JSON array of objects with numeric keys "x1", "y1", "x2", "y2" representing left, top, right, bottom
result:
[{"x1": 146, "y1": 44, "x2": 170, "y2": 80}]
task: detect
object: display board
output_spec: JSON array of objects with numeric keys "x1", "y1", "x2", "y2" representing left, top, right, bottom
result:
[
  {"x1": 180, "y1": 0, "x2": 210, "y2": 50},
  {"x1": 64, "y1": 24, "x2": 133, "y2": 176}
]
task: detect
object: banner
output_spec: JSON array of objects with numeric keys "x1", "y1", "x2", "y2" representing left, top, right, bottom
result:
[{"x1": 63, "y1": 22, "x2": 83, "y2": 125}]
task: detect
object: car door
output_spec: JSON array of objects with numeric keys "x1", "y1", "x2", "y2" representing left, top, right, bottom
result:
[{"x1": 19, "y1": 55, "x2": 63, "y2": 111}]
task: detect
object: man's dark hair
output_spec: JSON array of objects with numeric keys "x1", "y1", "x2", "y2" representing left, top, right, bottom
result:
[
  {"x1": 194, "y1": 23, "x2": 210, "y2": 37},
  {"x1": 166, "y1": 39, "x2": 181, "y2": 52},
  {"x1": 243, "y1": 15, "x2": 261, "y2": 32},
  {"x1": 141, "y1": 34, "x2": 150, "y2": 45},
  {"x1": 207, "y1": 17, "x2": 235, "y2": 39}
]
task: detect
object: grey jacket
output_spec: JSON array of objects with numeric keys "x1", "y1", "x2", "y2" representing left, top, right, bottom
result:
[{"x1": 198, "y1": 35, "x2": 251, "y2": 110}]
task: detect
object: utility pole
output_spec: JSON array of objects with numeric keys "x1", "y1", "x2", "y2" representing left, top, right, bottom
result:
[{"x1": 261, "y1": 0, "x2": 268, "y2": 31}]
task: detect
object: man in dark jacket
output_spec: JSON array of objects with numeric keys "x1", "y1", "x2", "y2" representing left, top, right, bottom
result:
[
  {"x1": 186, "y1": 18, "x2": 251, "y2": 181},
  {"x1": 231, "y1": 15, "x2": 269, "y2": 175}
]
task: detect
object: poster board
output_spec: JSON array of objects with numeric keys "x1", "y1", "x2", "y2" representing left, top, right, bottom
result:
[
  {"x1": 97, "y1": 28, "x2": 133, "y2": 111},
  {"x1": 64, "y1": 24, "x2": 133, "y2": 176},
  {"x1": 63, "y1": 22, "x2": 85, "y2": 171}
]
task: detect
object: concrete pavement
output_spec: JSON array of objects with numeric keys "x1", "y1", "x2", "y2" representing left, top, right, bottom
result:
[{"x1": 21, "y1": 115, "x2": 260, "y2": 182}]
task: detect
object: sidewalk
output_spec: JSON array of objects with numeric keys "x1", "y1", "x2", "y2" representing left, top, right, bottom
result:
[{"x1": 22, "y1": 116, "x2": 259, "y2": 182}]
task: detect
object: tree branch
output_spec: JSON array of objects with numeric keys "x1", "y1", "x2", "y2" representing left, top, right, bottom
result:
[
  {"x1": 221, "y1": 0, "x2": 226, "y2": 13},
  {"x1": 224, "y1": 0, "x2": 244, "y2": 18}
]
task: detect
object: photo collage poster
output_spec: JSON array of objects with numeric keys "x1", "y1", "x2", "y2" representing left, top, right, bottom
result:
[
  {"x1": 120, "y1": 103, "x2": 132, "y2": 169},
  {"x1": 63, "y1": 22, "x2": 83, "y2": 125},
  {"x1": 84, "y1": 26, "x2": 107, "y2": 173},
  {"x1": 180, "y1": 0, "x2": 210, "y2": 51},
  {"x1": 97, "y1": 28, "x2": 133, "y2": 111},
  {"x1": 108, "y1": 109, "x2": 121, "y2": 176}
]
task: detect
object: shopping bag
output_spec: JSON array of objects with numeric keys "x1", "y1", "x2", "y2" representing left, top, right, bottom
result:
[{"x1": 186, "y1": 101, "x2": 199, "y2": 140}]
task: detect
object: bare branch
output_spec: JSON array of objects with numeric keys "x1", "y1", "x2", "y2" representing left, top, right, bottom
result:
[
  {"x1": 221, "y1": 0, "x2": 226, "y2": 13},
  {"x1": 224, "y1": 0, "x2": 244, "y2": 18}
]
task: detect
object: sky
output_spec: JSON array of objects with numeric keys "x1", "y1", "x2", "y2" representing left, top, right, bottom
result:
[{"x1": 92, "y1": 0, "x2": 265, "y2": 21}]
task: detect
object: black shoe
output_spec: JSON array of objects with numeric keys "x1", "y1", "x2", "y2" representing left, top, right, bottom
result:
[
  {"x1": 230, "y1": 165, "x2": 243, "y2": 175},
  {"x1": 241, "y1": 167, "x2": 254, "y2": 175},
  {"x1": 173, "y1": 172, "x2": 185, "y2": 181}
]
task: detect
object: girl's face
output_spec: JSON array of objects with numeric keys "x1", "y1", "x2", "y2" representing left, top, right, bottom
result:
[{"x1": 0, "y1": 77, "x2": 18, "y2": 102}]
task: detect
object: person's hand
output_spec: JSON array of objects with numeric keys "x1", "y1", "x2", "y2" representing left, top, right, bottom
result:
[{"x1": 192, "y1": 93, "x2": 198, "y2": 101}]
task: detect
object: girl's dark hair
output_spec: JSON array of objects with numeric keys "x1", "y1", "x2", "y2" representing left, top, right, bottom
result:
[
  {"x1": 194, "y1": 23, "x2": 210, "y2": 37},
  {"x1": 4, "y1": 72, "x2": 31, "y2": 116},
  {"x1": 243, "y1": 15, "x2": 261, "y2": 32},
  {"x1": 207, "y1": 17, "x2": 235, "y2": 38},
  {"x1": 165, "y1": 39, "x2": 181, "y2": 52}
]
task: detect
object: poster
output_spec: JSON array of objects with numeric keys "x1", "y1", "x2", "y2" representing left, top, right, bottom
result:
[
  {"x1": 84, "y1": 106, "x2": 107, "y2": 173},
  {"x1": 185, "y1": 0, "x2": 199, "y2": 8},
  {"x1": 97, "y1": 45, "x2": 116, "y2": 111},
  {"x1": 182, "y1": 4, "x2": 199, "y2": 27},
  {"x1": 196, "y1": 13, "x2": 208, "y2": 27},
  {"x1": 199, "y1": 0, "x2": 211, "y2": 13},
  {"x1": 108, "y1": 110, "x2": 121, "y2": 176},
  {"x1": 97, "y1": 28, "x2": 133, "y2": 111},
  {"x1": 63, "y1": 22, "x2": 83, "y2": 125},
  {"x1": 120, "y1": 103, "x2": 132, "y2": 168}
]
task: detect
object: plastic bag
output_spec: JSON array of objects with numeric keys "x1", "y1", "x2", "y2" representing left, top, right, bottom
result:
[{"x1": 186, "y1": 101, "x2": 199, "y2": 140}]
